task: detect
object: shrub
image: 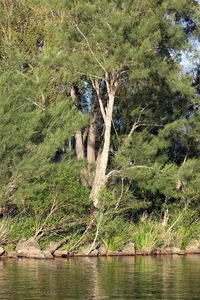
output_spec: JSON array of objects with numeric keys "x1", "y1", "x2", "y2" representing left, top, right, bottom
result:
[
  {"x1": 6, "y1": 163, "x2": 91, "y2": 246},
  {"x1": 133, "y1": 217, "x2": 162, "y2": 251}
]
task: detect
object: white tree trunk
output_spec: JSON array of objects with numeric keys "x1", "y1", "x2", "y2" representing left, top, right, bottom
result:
[
  {"x1": 90, "y1": 88, "x2": 115, "y2": 207},
  {"x1": 75, "y1": 132, "x2": 85, "y2": 159}
]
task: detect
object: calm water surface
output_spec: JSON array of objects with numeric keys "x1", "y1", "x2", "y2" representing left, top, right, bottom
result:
[{"x1": 0, "y1": 255, "x2": 200, "y2": 300}]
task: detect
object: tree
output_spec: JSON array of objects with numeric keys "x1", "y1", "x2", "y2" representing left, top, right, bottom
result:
[
  {"x1": 0, "y1": 1, "x2": 87, "y2": 208},
  {"x1": 46, "y1": 0, "x2": 199, "y2": 207}
]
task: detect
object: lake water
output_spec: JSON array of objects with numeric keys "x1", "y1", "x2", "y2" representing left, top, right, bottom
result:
[{"x1": 0, "y1": 255, "x2": 200, "y2": 300}]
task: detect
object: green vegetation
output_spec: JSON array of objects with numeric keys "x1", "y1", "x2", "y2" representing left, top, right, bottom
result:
[{"x1": 0, "y1": 0, "x2": 200, "y2": 253}]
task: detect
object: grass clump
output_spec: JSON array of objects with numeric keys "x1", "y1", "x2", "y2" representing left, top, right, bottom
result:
[
  {"x1": 0, "y1": 218, "x2": 13, "y2": 245},
  {"x1": 165, "y1": 209, "x2": 200, "y2": 250},
  {"x1": 133, "y1": 217, "x2": 162, "y2": 252}
]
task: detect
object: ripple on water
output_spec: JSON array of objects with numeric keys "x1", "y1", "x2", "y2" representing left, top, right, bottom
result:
[{"x1": 0, "y1": 255, "x2": 200, "y2": 300}]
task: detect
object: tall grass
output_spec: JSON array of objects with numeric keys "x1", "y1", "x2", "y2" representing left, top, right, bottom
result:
[
  {"x1": 0, "y1": 218, "x2": 12, "y2": 245},
  {"x1": 103, "y1": 236, "x2": 123, "y2": 253},
  {"x1": 133, "y1": 218, "x2": 162, "y2": 251}
]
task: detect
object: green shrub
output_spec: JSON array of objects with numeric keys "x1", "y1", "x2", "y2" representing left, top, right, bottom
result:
[
  {"x1": 133, "y1": 218, "x2": 162, "y2": 251},
  {"x1": 103, "y1": 236, "x2": 123, "y2": 253},
  {"x1": 173, "y1": 211, "x2": 200, "y2": 250},
  {"x1": 6, "y1": 163, "x2": 91, "y2": 246}
]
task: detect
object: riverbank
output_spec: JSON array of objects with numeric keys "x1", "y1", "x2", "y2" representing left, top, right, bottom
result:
[{"x1": 1, "y1": 237, "x2": 200, "y2": 259}]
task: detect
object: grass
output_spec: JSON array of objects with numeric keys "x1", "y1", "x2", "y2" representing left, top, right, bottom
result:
[
  {"x1": 0, "y1": 218, "x2": 12, "y2": 245},
  {"x1": 133, "y1": 218, "x2": 162, "y2": 252}
]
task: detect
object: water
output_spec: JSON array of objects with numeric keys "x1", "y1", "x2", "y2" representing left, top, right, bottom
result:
[{"x1": 0, "y1": 255, "x2": 200, "y2": 300}]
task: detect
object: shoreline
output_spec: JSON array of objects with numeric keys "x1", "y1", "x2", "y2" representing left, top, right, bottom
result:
[{"x1": 1, "y1": 248, "x2": 200, "y2": 259}]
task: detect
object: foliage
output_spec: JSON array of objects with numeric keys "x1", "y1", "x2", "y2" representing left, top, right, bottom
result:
[
  {"x1": 0, "y1": 218, "x2": 13, "y2": 245},
  {"x1": 133, "y1": 218, "x2": 162, "y2": 251},
  {"x1": 103, "y1": 236, "x2": 123, "y2": 253},
  {"x1": 0, "y1": 0, "x2": 200, "y2": 250},
  {"x1": 166, "y1": 209, "x2": 200, "y2": 250}
]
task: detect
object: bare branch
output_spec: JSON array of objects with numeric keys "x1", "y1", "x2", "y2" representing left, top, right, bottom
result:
[
  {"x1": 183, "y1": 143, "x2": 191, "y2": 164},
  {"x1": 106, "y1": 165, "x2": 152, "y2": 181},
  {"x1": 68, "y1": 214, "x2": 97, "y2": 253},
  {"x1": 66, "y1": 13, "x2": 107, "y2": 74},
  {"x1": 34, "y1": 198, "x2": 57, "y2": 239},
  {"x1": 92, "y1": 79, "x2": 107, "y2": 123},
  {"x1": 128, "y1": 101, "x2": 153, "y2": 137},
  {"x1": 115, "y1": 177, "x2": 124, "y2": 211},
  {"x1": 166, "y1": 202, "x2": 189, "y2": 234},
  {"x1": 87, "y1": 212, "x2": 102, "y2": 255},
  {"x1": 76, "y1": 71, "x2": 103, "y2": 80}
]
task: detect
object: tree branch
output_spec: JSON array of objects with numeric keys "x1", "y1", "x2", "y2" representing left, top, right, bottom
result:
[
  {"x1": 66, "y1": 13, "x2": 107, "y2": 74},
  {"x1": 106, "y1": 165, "x2": 152, "y2": 181},
  {"x1": 115, "y1": 177, "x2": 124, "y2": 211},
  {"x1": 128, "y1": 101, "x2": 153, "y2": 137},
  {"x1": 68, "y1": 214, "x2": 97, "y2": 253},
  {"x1": 34, "y1": 198, "x2": 58, "y2": 239},
  {"x1": 76, "y1": 71, "x2": 103, "y2": 80},
  {"x1": 91, "y1": 78, "x2": 107, "y2": 123},
  {"x1": 86, "y1": 213, "x2": 102, "y2": 255}
]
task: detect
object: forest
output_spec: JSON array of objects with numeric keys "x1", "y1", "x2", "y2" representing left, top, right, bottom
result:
[{"x1": 0, "y1": 0, "x2": 200, "y2": 255}]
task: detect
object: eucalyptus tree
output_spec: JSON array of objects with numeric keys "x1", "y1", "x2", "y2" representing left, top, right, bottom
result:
[
  {"x1": 7, "y1": 0, "x2": 199, "y2": 209},
  {"x1": 47, "y1": 0, "x2": 198, "y2": 207}
]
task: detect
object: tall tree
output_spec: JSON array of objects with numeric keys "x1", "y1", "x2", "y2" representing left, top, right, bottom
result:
[
  {"x1": 0, "y1": 1, "x2": 87, "y2": 207},
  {"x1": 53, "y1": 0, "x2": 199, "y2": 207}
]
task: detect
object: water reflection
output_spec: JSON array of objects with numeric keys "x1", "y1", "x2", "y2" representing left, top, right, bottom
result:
[{"x1": 0, "y1": 255, "x2": 200, "y2": 299}]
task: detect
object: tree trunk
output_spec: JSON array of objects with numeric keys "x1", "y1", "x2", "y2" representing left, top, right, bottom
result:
[
  {"x1": 75, "y1": 132, "x2": 85, "y2": 159},
  {"x1": 70, "y1": 84, "x2": 84, "y2": 159},
  {"x1": 87, "y1": 110, "x2": 97, "y2": 163},
  {"x1": 90, "y1": 86, "x2": 115, "y2": 207}
]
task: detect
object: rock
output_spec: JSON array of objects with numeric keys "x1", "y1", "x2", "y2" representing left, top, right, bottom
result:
[
  {"x1": 177, "y1": 250, "x2": 186, "y2": 255},
  {"x1": 153, "y1": 248, "x2": 162, "y2": 255},
  {"x1": 68, "y1": 252, "x2": 76, "y2": 257},
  {"x1": 6, "y1": 252, "x2": 18, "y2": 258},
  {"x1": 42, "y1": 250, "x2": 53, "y2": 259},
  {"x1": 54, "y1": 250, "x2": 69, "y2": 258},
  {"x1": 136, "y1": 248, "x2": 152, "y2": 255},
  {"x1": 98, "y1": 244, "x2": 107, "y2": 256},
  {"x1": 89, "y1": 249, "x2": 98, "y2": 256},
  {"x1": 15, "y1": 239, "x2": 27, "y2": 251},
  {"x1": 122, "y1": 243, "x2": 135, "y2": 255},
  {"x1": 186, "y1": 241, "x2": 200, "y2": 254},
  {"x1": 0, "y1": 247, "x2": 5, "y2": 256},
  {"x1": 154, "y1": 248, "x2": 174, "y2": 255},
  {"x1": 77, "y1": 243, "x2": 98, "y2": 256},
  {"x1": 17, "y1": 249, "x2": 29, "y2": 257},
  {"x1": 164, "y1": 247, "x2": 173, "y2": 255},
  {"x1": 107, "y1": 251, "x2": 124, "y2": 256},
  {"x1": 26, "y1": 249, "x2": 45, "y2": 259},
  {"x1": 45, "y1": 241, "x2": 61, "y2": 254},
  {"x1": 15, "y1": 237, "x2": 41, "y2": 252},
  {"x1": 172, "y1": 247, "x2": 183, "y2": 254},
  {"x1": 15, "y1": 238, "x2": 53, "y2": 259}
]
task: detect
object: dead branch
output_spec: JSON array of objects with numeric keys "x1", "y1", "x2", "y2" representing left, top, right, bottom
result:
[
  {"x1": 68, "y1": 214, "x2": 97, "y2": 253},
  {"x1": 166, "y1": 202, "x2": 189, "y2": 234},
  {"x1": 106, "y1": 165, "x2": 152, "y2": 181},
  {"x1": 34, "y1": 198, "x2": 57, "y2": 239},
  {"x1": 91, "y1": 78, "x2": 107, "y2": 123},
  {"x1": 128, "y1": 101, "x2": 153, "y2": 137},
  {"x1": 115, "y1": 177, "x2": 124, "y2": 211},
  {"x1": 87, "y1": 213, "x2": 103, "y2": 254}
]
